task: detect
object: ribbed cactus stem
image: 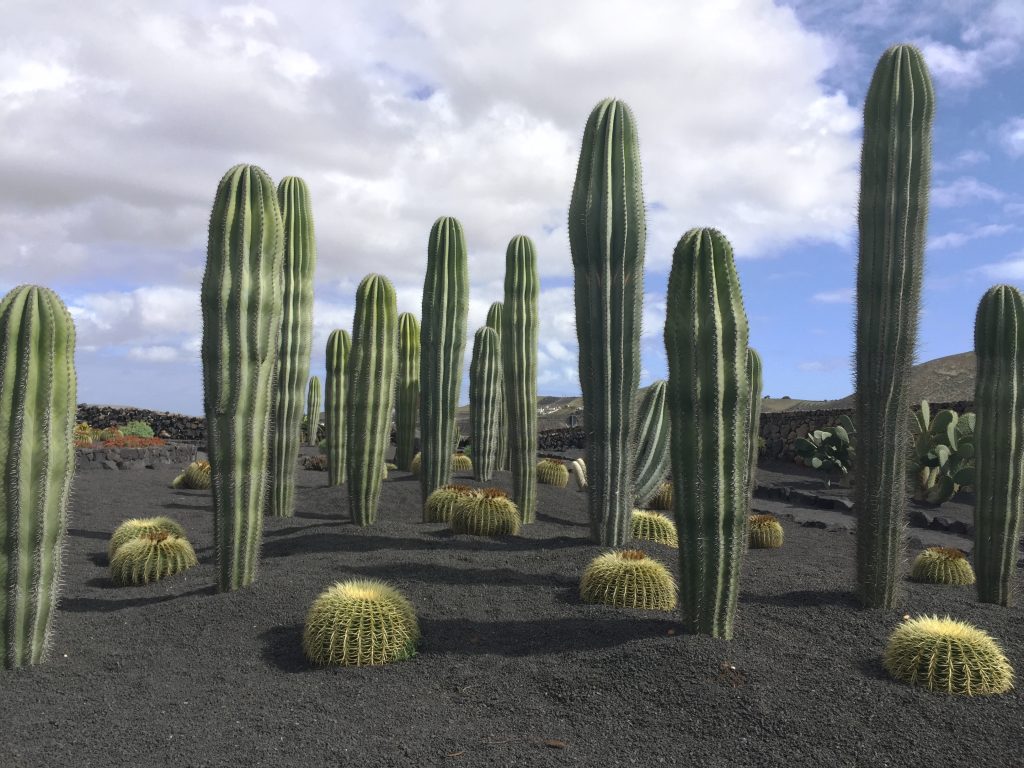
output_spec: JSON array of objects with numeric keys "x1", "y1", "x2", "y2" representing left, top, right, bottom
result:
[
  {"x1": 853, "y1": 45, "x2": 934, "y2": 609},
  {"x1": 396, "y1": 313, "x2": 420, "y2": 471},
  {"x1": 324, "y1": 330, "x2": 351, "y2": 486},
  {"x1": 569, "y1": 97, "x2": 645, "y2": 545},
  {"x1": 419, "y1": 216, "x2": 469, "y2": 508},
  {"x1": 485, "y1": 302, "x2": 509, "y2": 471},
  {"x1": 633, "y1": 380, "x2": 670, "y2": 508},
  {"x1": 470, "y1": 326, "x2": 502, "y2": 481},
  {"x1": 664, "y1": 228, "x2": 751, "y2": 639},
  {"x1": 973, "y1": 284, "x2": 1024, "y2": 606},
  {"x1": 745, "y1": 348, "x2": 763, "y2": 500},
  {"x1": 305, "y1": 376, "x2": 321, "y2": 446},
  {"x1": 201, "y1": 163, "x2": 285, "y2": 592},
  {"x1": 0, "y1": 285, "x2": 76, "y2": 669},
  {"x1": 503, "y1": 235, "x2": 539, "y2": 523},
  {"x1": 486, "y1": 302, "x2": 509, "y2": 471},
  {"x1": 266, "y1": 176, "x2": 316, "y2": 518},
  {"x1": 346, "y1": 274, "x2": 398, "y2": 525}
]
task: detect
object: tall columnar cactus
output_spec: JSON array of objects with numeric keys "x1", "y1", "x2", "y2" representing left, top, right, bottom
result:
[
  {"x1": 266, "y1": 176, "x2": 316, "y2": 518},
  {"x1": 346, "y1": 274, "x2": 398, "y2": 525},
  {"x1": 664, "y1": 228, "x2": 751, "y2": 639},
  {"x1": 633, "y1": 380, "x2": 670, "y2": 508},
  {"x1": 419, "y1": 216, "x2": 469, "y2": 508},
  {"x1": 201, "y1": 163, "x2": 285, "y2": 592},
  {"x1": 503, "y1": 235, "x2": 540, "y2": 523},
  {"x1": 324, "y1": 330, "x2": 351, "y2": 486},
  {"x1": 745, "y1": 348, "x2": 764, "y2": 500},
  {"x1": 568, "y1": 97, "x2": 645, "y2": 545},
  {"x1": 853, "y1": 45, "x2": 934, "y2": 609},
  {"x1": 973, "y1": 284, "x2": 1024, "y2": 606},
  {"x1": 305, "y1": 375, "x2": 321, "y2": 446},
  {"x1": 485, "y1": 301, "x2": 509, "y2": 471},
  {"x1": 469, "y1": 326, "x2": 502, "y2": 481},
  {"x1": 395, "y1": 313, "x2": 420, "y2": 471},
  {"x1": 0, "y1": 285, "x2": 76, "y2": 669}
]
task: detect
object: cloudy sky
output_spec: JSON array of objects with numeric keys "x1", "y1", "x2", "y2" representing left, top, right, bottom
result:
[{"x1": 2, "y1": 0, "x2": 1022, "y2": 417}]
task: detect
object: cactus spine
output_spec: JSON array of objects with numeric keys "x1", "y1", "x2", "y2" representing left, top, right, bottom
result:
[
  {"x1": 419, "y1": 216, "x2": 469, "y2": 508},
  {"x1": 266, "y1": 176, "x2": 316, "y2": 518},
  {"x1": 568, "y1": 98, "x2": 645, "y2": 545},
  {"x1": 0, "y1": 285, "x2": 76, "y2": 669},
  {"x1": 853, "y1": 45, "x2": 934, "y2": 609},
  {"x1": 201, "y1": 163, "x2": 285, "y2": 592},
  {"x1": 745, "y1": 348, "x2": 763, "y2": 501},
  {"x1": 485, "y1": 302, "x2": 509, "y2": 471},
  {"x1": 503, "y1": 235, "x2": 540, "y2": 523},
  {"x1": 395, "y1": 313, "x2": 420, "y2": 471},
  {"x1": 470, "y1": 326, "x2": 502, "y2": 481},
  {"x1": 346, "y1": 274, "x2": 398, "y2": 525},
  {"x1": 973, "y1": 285, "x2": 1024, "y2": 606},
  {"x1": 664, "y1": 228, "x2": 751, "y2": 639},
  {"x1": 305, "y1": 376, "x2": 321, "y2": 446},
  {"x1": 324, "y1": 330, "x2": 350, "y2": 486},
  {"x1": 633, "y1": 381, "x2": 670, "y2": 508}
]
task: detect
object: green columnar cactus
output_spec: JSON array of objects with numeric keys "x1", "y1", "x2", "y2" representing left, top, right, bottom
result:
[
  {"x1": 419, "y1": 216, "x2": 469, "y2": 508},
  {"x1": 569, "y1": 98, "x2": 645, "y2": 546},
  {"x1": 633, "y1": 381, "x2": 670, "y2": 508},
  {"x1": 973, "y1": 284, "x2": 1024, "y2": 606},
  {"x1": 346, "y1": 274, "x2": 398, "y2": 526},
  {"x1": 664, "y1": 227, "x2": 751, "y2": 639},
  {"x1": 485, "y1": 302, "x2": 509, "y2": 471},
  {"x1": 502, "y1": 235, "x2": 540, "y2": 523},
  {"x1": 201, "y1": 163, "x2": 285, "y2": 592},
  {"x1": 0, "y1": 285, "x2": 76, "y2": 668},
  {"x1": 324, "y1": 329, "x2": 351, "y2": 486},
  {"x1": 853, "y1": 45, "x2": 934, "y2": 609},
  {"x1": 266, "y1": 176, "x2": 317, "y2": 518},
  {"x1": 304, "y1": 376, "x2": 321, "y2": 446},
  {"x1": 469, "y1": 326, "x2": 502, "y2": 481},
  {"x1": 396, "y1": 313, "x2": 421, "y2": 471},
  {"x1": 745, "y1": 349, "x2": 763, "y2": 502}
]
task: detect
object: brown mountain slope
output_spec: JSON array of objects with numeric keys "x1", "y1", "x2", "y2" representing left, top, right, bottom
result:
[{"x1": 760, "y1": 351, "x2": 976, "y2": 413}]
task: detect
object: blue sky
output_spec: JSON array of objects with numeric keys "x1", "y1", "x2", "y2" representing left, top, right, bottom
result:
[{"x1": 1, "y1": 0, "x2": 1022, "y2": 417}]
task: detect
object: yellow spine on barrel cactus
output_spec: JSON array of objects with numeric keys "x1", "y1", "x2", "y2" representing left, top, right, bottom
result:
[{"x1": 537, "y1": 459, "x2": 570, "y2": 487}]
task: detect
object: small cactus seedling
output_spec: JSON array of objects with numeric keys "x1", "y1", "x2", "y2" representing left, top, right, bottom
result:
[
  {"x1": 647, "y1": 482, "x2": 672, "y2": 511},
  {"x1": 450, "y1": 488, "x2": 521, "y2": 536},
  {"x1": 909, "y1": 547, "x2": 975, "y2": 586},
  {"x1": 451, "y1": 451, "x2": 473, "y2": 473},
  {"x1": 883, "y1": 615, "x2": 1014, "y2": 695},
  {"x1": 579, "y1": 550, "x2": 677, "y2": 611},
  {"x1": 537, "y1": 459, "x2": 570, "y2": 487},
  {"x1": 571, "y1": 458, "x2": 588, "y2": 491},
  {"x1": 303, "y1": 580, "x2": 420, "y2": 667},
  {"x1": 110, "y1": 532, "x2": 198, "y2": 586},
  {"x1": 631, "y1": 510, "x2": 678, "y2": 548},
  {"x1": 108, "y1": 517, "x2": 187, "y2": 561},
  {"x1": 424, "y1": 485, "x2": 481, "y2": 524},
  {"x1": 748, "y1": 514, "x2": 784, "y2": 550}
]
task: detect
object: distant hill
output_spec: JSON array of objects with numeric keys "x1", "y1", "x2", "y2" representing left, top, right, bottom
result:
[{"x1": 760, "y1": 351, "x2": 976, "y2": 413}]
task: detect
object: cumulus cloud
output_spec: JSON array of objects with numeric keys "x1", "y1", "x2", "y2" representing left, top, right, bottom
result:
[
  {"x1": 998, "y1": 116, "x2": 1024, "y2": 158},
  {"x1": 931, "y1": 177, "x2": 1005, "y2": 208},
  {"x1": 929, "y1": 223, "x2": 1014, "y2": 250},
  {"x1": 811, "y1": 288, "x2": 854, "y2": 304},
  {"x1": 970, "y1": 252, "x2": 1024, "y2": 281}
]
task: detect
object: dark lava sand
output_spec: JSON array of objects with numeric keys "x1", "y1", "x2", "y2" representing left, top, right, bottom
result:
[{"x1": 2, "y1": 449, "x2": 1022, "y2": 767}]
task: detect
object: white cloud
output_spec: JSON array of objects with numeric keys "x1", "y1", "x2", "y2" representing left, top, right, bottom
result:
[
  {"x1": 929, "y1": 223, "x2": 1014, "y2": 250},
  {"x1": 970, "y1": 252, "x2": 1024, "y2": 281},
  {"x1": 934, "y1": 148, "x2": 989, "y2": 171},
  {"x1": 931, "y1": 177, "x2": 1005, "y2": 208},
  {"x1": 127, "y1": 345, "x2": 181, "y2": 362},
  {"x1": 998, "y1": 116, "x2": 1024, "y2": 158},
  {"x1": 811, "y1": 288, "x2": 854, "y2": 304}
]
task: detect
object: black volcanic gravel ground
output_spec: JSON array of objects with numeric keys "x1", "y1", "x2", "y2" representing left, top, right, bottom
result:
[{"x1": 2, "y1": 449, "x2": 1022, "y2": 768}]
